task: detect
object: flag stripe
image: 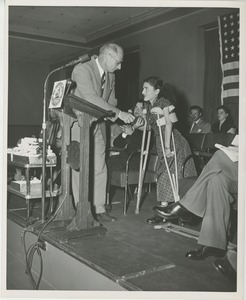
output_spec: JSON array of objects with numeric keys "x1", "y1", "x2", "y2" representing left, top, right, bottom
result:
[
  {"x1": 223, "y1": 75, "x2": 239, "y2": 84},
  {"x1": 222, "y1": 88, "x2": 239, "y2": 98},
  {"x1": 222, "y1": 96, "x2": 239, "y2": 102},
  {"x1": 224, "y1": 69, "x2": 239, "y2": 77},
  {"x1": 223, "y1": 82, "x2": 239, "y2": 91},
  {"x1": 223, "y1": 61, "x2": 239, "y2": 71}
]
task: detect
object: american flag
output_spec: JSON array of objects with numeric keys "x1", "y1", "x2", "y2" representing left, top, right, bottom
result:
[{"x1": 218, "y1": 11, "x2": 239, "y2": 103}]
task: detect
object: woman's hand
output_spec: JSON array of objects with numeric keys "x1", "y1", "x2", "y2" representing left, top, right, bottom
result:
[
  {"x1": 165, "y1": 148, "x2": 174, "y2": 158},
  {"x1": 156, "y1": 116, "x2": 166, "y2": 127},
  {"x1": 132, "y1": 117, "x2": 144, "y2": 129}
]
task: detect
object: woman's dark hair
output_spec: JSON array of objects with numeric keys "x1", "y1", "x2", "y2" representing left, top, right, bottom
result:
[
  {"x1": 217, "y1": 105, "x2": 233, "y2": 121},
  {"x1": 143, "y1": 76, "x2": 177, "y2": 104},
  {"x1": 144, "y1": 76, "x2": 163, "y2": 96}
]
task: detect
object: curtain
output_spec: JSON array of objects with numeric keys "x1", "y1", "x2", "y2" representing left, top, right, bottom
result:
[{"x1": 203, "y1": 28, "x2": 222, "y2": 124}]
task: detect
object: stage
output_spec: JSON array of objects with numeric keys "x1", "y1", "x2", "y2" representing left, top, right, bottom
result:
[{"x1": 6, "y1": 187, "x2": 237, "y2": 292}]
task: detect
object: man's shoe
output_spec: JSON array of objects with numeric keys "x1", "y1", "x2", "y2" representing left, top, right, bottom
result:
[
  {"x1": 185, "y1": 245, "x2": 225, "y2": 260},
  {"x1": 213, "y1": 257, "x2": 237, "y2": 284},
  {"x1": 96, "y1": 212, "x2": 117, "y2": 223},
  {"x1": 153, "y1": 202, "x2": 192, "y2": 220},
  {"x1": 146, "y1": 215, "x2": 165, "y2": 224}
]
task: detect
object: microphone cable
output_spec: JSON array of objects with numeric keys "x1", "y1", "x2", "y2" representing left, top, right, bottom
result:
[{"x1": 21, "y1": 159, "x2": 70, "y2": 289}]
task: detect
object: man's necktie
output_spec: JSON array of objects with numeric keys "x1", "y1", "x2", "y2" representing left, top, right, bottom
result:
[
  {"x1": 190, "y1": 122, "x2": 197, "y2": 133},
  {"x1": 101, "y1": 72, "x2": 106, "y2": 96}
]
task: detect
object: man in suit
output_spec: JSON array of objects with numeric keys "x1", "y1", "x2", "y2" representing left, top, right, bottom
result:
[
  {"x1": 189, "y1": 105, "x2": 211, "y2": 133},
  {"x1": 153, "y1": 148, "x2": 238, "y2": 261},
  {"x1": 71, "y1": 43, "x2": 135, "y2": 224}
]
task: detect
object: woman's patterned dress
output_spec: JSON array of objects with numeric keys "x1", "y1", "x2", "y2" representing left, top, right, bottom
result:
[{"x1": 148, "y1": 97, "x2": 197, "y2": 203}]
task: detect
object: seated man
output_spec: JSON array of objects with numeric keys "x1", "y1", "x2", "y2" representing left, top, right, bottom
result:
[
  {"x1": 107, "y1": 101, "x2": 154, "y2": 176},
  {"x1": 189, "y1": 105, "x2": 211, "y2": 133},
  {"x1": 153, "y1": 146, "x2": 238, "y2": 261}
]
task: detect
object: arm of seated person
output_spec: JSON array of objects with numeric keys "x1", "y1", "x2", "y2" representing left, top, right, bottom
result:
[{"x1": 227, "y1": 127, "x2": 237, "y2": 134}]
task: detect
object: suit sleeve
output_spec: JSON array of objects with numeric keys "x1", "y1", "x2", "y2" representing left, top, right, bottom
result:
[
  {"x1": 113, "y1": 134, "x2": 127, "y2": 148},
  {"x1": 203, "y1": 122, "x2": 211, "y2": 133},
  {"x1": 72, "y1": 63, "x2": 120, "y2": 121}
]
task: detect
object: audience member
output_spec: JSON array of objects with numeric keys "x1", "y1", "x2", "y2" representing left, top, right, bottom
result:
[
  {"x1": 211, "y1": 105, "x2": 237, "y2": 134},
  {"x1": 189, "y1": 105, "x2": 211, "y2": 133},
  {"x1": 107, "y1": 101, "x2": 154, "y2": 179},
  {"x1": 153, "y1": 145, "x2": 238, "y2": 262}
]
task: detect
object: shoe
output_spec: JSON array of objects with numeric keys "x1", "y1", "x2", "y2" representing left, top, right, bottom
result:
[
  {"x1": 185, "y1": 245, "x2": 226, "y2": 260},
  {"x1": 146, "y1": 215, "x2": 165, "y2": 224},
  {"x1": 153, "y1": 202, "x2": 192, "y2": 220},
  {"x1": 96, "y1": 212, "x2": 117, "y2": 223},
  {"x1": 213, "y1": 257, "x2": 237, "y2": 284}
]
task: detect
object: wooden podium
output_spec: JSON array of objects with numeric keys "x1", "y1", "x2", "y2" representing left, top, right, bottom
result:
[{"x1": 54, "y1": 94, "x2": 115, "y2": 242}]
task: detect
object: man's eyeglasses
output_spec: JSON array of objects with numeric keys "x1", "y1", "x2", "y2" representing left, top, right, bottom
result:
[{"x1": 108, "y1": 53, "x2": 123, "y2": 65}]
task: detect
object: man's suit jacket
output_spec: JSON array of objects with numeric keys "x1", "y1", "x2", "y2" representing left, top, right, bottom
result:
[
  {"x1": 190, "y1": 119, "x2": 211, "y2": 133},
  {"x1": 71, "y1": 55, "x2": 120, "y2": 143}
]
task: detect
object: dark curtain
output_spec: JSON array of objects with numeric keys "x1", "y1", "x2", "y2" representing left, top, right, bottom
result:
[
  {"x1": 115, "y1": 48, "x2": 140, "y2": 111},
  {"x1": 203, "y1": 28, "x2": 222, "y2": 124}
]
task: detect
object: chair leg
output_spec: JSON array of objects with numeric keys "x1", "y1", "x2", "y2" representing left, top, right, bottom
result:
[
  {"x1": 105, "y1": 192, "x2": 112, "y2": 213},
  {"x1": 123, "y1": 185, "x2": 128, "y2": 215}
]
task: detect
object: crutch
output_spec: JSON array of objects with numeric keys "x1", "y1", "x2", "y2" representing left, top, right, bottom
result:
[
  {"x1": 150, "y1": 107, "x2": 179, "y2": 202},
  {"x1": 169, "y1": 105, "x2": 179, "y2": 201},
  {"x1": 135, "y1": 109, "x2": 152, "y2": 214}
]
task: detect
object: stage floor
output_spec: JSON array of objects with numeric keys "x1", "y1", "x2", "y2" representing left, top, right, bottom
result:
[{"x1": 7, "y1": 187, "x2": 237, "y2": 292}]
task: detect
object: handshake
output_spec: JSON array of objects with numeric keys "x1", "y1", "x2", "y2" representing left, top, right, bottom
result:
[{"x1": 118, "y1": 110, "x2": 135, "y2": 124}]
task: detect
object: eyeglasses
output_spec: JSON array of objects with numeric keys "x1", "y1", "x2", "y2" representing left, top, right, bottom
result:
[
  {"x1": 108, "y1": 53, "x2": 123, "y2": 65},
  {"x1": 190, "y1": 112, "x2": 199, "y2": 116}
]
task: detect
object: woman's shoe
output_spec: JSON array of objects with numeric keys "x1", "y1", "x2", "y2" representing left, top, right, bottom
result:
[
  {"x1": 146, "y1": 215, "x2": 164, "y2": 224},
  {"x1": 153, "y1": 202, "x2": 192, "y2": 220}
]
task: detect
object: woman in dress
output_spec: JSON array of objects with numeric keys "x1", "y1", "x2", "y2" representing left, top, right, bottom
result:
[
  {"x1": 211, "y1": 105, "x2": 237, "y2": 134},
  {"x1": 142, "y1": 77, "x2": 197, "y2": 224}
]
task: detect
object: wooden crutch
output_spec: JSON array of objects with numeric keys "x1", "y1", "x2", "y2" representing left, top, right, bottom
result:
[
  {"x1": 169, "y1": 106, "x2": 179, "y2": 201},
  {"x1": 150, "y1": 107, "x2": 179, "y2": 202},
  {"x1": 135, "y1": 108, "x2": 152, "y2": 214}
]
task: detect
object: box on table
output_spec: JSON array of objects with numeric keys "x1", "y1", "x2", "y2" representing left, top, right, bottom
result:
[
  {"x1": 10, "y1": 180, "x2": 42, "y2": 196},
  {"x1": 12, "y1": 154, "x2": 56, "y2": 165}
]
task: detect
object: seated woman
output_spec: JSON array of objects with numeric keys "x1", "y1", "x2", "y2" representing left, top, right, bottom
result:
[
  {"x1": 211, "y1": 105, "x2": 237, "y2": 134},
  {"x1": 140, "y1": 77, "x2": 197, "y2": 224}
]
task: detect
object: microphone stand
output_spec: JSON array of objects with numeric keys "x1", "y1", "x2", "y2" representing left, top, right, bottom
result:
[
  {"x1": 40, "y1": 53, "x2": 90, "y2": 223},
  {"x1": 41, "y1": 66, "x2": 64, "y2": 222}
]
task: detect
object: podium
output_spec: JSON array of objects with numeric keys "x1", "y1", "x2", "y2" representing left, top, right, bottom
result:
[{"x1": 54, "y1": 94, "x2": 115, "y2": 242}]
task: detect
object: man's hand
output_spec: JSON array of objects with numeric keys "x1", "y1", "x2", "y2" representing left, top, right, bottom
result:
[{"x1": 118, "y1": 111, "x2": 135, "y2": 124}]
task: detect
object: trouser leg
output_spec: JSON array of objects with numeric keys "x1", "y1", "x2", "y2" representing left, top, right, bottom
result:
[
  {"x1": 198, "y1": 172, "x2": 236, "y2": 250},
  {"x1": 93, "y1": 128, "x2": 107, "y2": 214},
  {"x1": 181, "y1": 150, "x2": 238, "y2": 217}
]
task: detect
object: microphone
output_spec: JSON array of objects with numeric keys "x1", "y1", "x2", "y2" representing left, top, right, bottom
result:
[{"x1": 61, "y1": 53, "x2": 90, "y2": 68}]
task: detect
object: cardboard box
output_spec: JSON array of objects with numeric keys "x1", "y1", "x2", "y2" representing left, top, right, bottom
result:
[
  {"x1": 12, "y1": 154, "x2": 56, "y2": 165},
  {"x1": 10, "y1": 180, "x2": 42, "y2": 196}
]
